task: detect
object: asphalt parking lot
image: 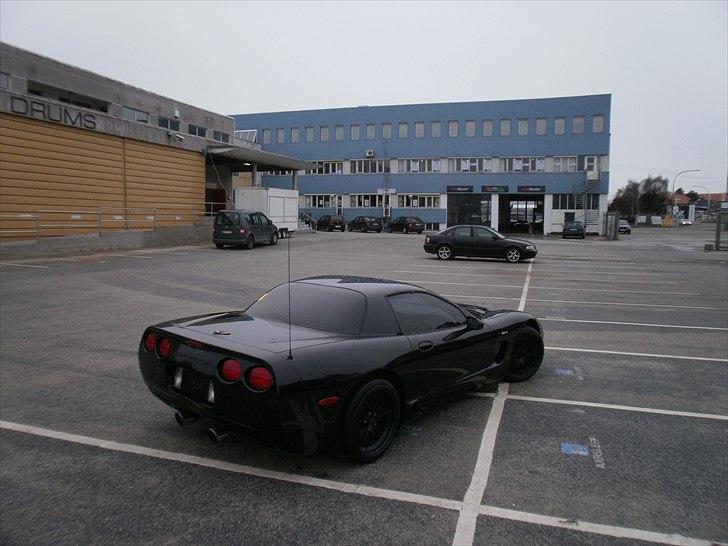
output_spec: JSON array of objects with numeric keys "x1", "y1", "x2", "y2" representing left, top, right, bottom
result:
[{"x1": 1, "y1": 224, "x2": 726, "y2": 545}]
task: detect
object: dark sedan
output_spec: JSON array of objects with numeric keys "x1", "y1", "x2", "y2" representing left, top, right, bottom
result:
[
  {"x1": 423, "y1": 225, "x2": 537, "y2": 263},
  {"x1": 562, "y1": 220, "x2": 586, "y2": 239},
  {"x1": 317, "y1": 214, "x2": 346, "y2": 232},
  {"x1": 348, "y1": 216, "x2": 382, "y2": 233},
  {"x1": 388, "y1": 216, "x2": 425, "y2": 234},
  {"x1": 618, "y1": 220, "x2": 632, "y2": 234},
  {"x1": 139, "y1": 276, "x2": 544, "y2": 462}
]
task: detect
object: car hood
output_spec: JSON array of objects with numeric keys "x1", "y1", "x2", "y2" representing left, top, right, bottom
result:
[
  {"x1": 504, "y1": 237, "x2": 534, "y2": 246},
  {"x1": 169, "y1": 313, "x2": 350, "y2": 354}
]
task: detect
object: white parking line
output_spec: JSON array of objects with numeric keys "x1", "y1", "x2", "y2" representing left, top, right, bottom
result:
[
  {"x1": 3, "y1": 419, "x2": 723, "y2": 546},
  {"x1": 410, "y1": 263, "x2": 649, "y2": 271},
  {"x1": 110, "y1": 255, "x2": 154, "y2": 259},
  {"x1": 0, "y1": 262, "x2": 49, "y2": 269},
  {"x1": 395, "y1": 278, "x2": 699, "y2": 296},
  {"x1": 539, "y1": 318, "x2": 728, "y2": 332},
  {"x1": 545, "y1": 346, "x2": 728, "y2": 363}
]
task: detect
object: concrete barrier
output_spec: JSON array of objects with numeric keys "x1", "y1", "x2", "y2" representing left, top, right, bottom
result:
[{"x1": 0, "y1": 224, "x2": 212, "y2": 259}]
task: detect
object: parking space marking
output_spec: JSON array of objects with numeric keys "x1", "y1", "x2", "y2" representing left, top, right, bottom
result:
[
  {"x1": 545, "y1": 346, "x2": 728, "y2": 363},
  {"x1": 0, "y1": 420, "x2": 462, "y2": 512},
  {"x1": 109, "y1": 255, "x2": 154, "y2": 259},
  {"x1": 439, "y1": 294, "x2": 724, "y2": 310},
  {"x1": 0, "y1": 262, "x2": 49, "y2": 269},
  {"x1": 538, "y1": 318, "x2": 728, "y2": 332},
  {"x1": 477, "y1": 505, "x2": 722, "y2": 546}
]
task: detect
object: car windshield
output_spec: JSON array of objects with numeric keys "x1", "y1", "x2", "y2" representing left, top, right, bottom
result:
[
  {"x1": 565, "y1": 221, "x2": 583, "y2": 228},
  {"x1": 215, "y1": 212, "x2": 239, "y2": 226},
  {"x1": 408, "y1": 217, "x2": 423, "y2": 222},
  {"x1": 619, "y1": 220, "x2": 629, "y2": 225},
  {"x1": 245, "y1": 282, "x2": 366, "y2": 336}
]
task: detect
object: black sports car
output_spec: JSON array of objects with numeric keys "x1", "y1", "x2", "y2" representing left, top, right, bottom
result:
[
  {"x1": 423, "y1": 225, "x2": 537, "y2": 263},
  {"x1": 139, "y1": 276, "x2": 543, "y2": 462}
]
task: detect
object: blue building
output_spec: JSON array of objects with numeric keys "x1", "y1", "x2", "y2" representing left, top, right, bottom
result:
[{"x1": 232, "y1": 94, "x2": 611, "y2": 234}]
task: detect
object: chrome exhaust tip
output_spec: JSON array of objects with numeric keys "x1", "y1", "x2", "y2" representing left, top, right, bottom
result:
[
  {"x1": 174, "y1": 411, "x2": 199, "y2": 427},
  {"x1": 207, "y1": 426, "x2": 229, "y2": 444}
]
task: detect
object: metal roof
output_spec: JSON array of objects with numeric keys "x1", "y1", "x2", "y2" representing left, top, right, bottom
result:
[{"x1": 205, "y1": 145, "x2": 315, "y2": 171}]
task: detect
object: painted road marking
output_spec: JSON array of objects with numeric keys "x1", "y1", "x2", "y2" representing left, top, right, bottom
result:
[
  {"x1": 447, "y1": 294, "x2": 724, "y2": 310},
  {"x1": 397, "y1": 279, "x2": 702, "y2": 296},
  {"x1": 539, "y1": 318, "x2": 728, "y2": 332},
  {"x1": 0, "y1": 262, "x2": 49, "y2": 269},
  {"x1": 507, "y1": 395, "x2": 728, "y2": 420},
  {"x1": 1, "y1": 420, "x2": 721, "y2": 546},
  {"x1": 545, "y1": 346, "x2": 728, "y2": 363},
  {"x1": 410, "y1": 263, "x2": 650, "y2": 271}
]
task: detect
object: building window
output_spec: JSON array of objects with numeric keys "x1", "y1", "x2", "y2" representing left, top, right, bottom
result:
[
  {"x1": 305, "y1": 126, "x2": 314, "y2": 142},
  {"x1": 350, "y1": 125, "x2": 360, "y2": 141},
  {"x1": 306, "y1": 161, "x2": 343, "y2": 175},
  {"x1": 499, "y1": 119, "x2": 511, "y2": 136},
  {"x1": 448, "y1": 120, "x2": 458, "y2": 138},
  {"x1": 553, "y1": 194, "x2": 599, "y2": 210},
  {"x1": 518, "y1": 119, "x2": 528, "y2": 136},
  {"x1": 398, "y1": 158, "x2": 442, "y2": 173},
  {"x1": 263, "y1": 128, "x2": 271, "y2": 144},
  {"x1": 320, "y1": 126, "x2": 329, "y2": 142},
  {"x1": 335, "y1": 125, "x2": 344, "y2": 141},
  {"x1": 464, "y1": 120, "x2": 475, "y2": 137},
  {"x1": 398, "y1": 122, "x2": 408, "y2": 139},
  {"x1": 593, "y1": 114, "x2": 604, "y2": 133},
  {"x1": 415, "y1": 121, "x2": 425, "y2": 138},
  {"x1": 397, "y1": 194, "x2": 440, "y2": 208},
  {"x1": 431, "y1": 121, "x2": 441, "y2": 138},
  {"x1": 350, "y1": 194, "x2": 391, "y2": 208},
  {"x1": 582, "y1": 155, "x2": 598, "y2": 172},
  {"x1": 188, "y1": 124, "x2": 207, "y2": 138},
  {"x1": 501, "y1": 157, "x2": 545, "y2": 173},
  {"x1": 366, "y1": 124, "x2": 375, "y2": 139},
  {"x1": 483, "y1": 119, "x2": 493, "y2": 136},
  {"x1": 554, "y1": 117, "x2": 565, "y2": 135},
  {"x1": 447, "y1": 158, "x2": 492, "y2": 173},
  {"x1": 158, "y1": 117, "x2": 180, "y2": 131},
  {"x1": 552, "y1": 194, "x2": 576, "y2": 209},
  {"x1": 291, "y1": 127, "x2": 300, "y2": 143},
  {"x1": 351, "y1": 159, "x2": 389, "y2": 174},
  {"x1": 536, "y1": 118, "x2": 546, "y2": 135},
  {"x1": 382, "y1": 123, "x2": 392, "y2": 139},
  {"x1": 304, "y1": 194, "x2": 342, "y2": 208},
  {"x1": 573, "y1": 116, "x2": 585, "y2": 134},
  {"x1": 276, "y1": 128, "x2": 285, "y2": 143},
  {"x1": 213, "y1": 131, "x2": 230, "y2": 143},
  {"x1": 553, "y1": 156, "x2": 577, "y2": 172},
  {"x1": 0, "y1": 71, "x2": 9, "y2": 88},
  {"x1": 122, "y1": 106, "x2": 149, "y2": 123},
  {"x1": 425, "y1": 222, "x2": 440, "y2": 231}
]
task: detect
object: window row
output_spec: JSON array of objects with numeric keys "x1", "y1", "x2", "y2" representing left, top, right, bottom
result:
[
  {"x1": 552, "y1": 194, "x2": 600, "y2": 210},
  {"x1": 120, "y1": 109, "x2": 229, "y2": 142},
  {"x1": 261, "y1": 115, "x2": 605, "y2": 144},
  {"x1": 305, "y1": 161, "x2": 343, "y2": 175}
]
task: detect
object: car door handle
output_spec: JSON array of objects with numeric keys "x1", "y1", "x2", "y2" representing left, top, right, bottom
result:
[{"x1": 418, "y1": 341, "x2": 434, "y2": 352}]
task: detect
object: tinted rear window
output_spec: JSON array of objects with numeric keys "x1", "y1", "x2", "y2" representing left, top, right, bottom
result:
[
  {"x1": 245, "y1": 282, "x2": 365, "y2": 335},
  {"x1": 215, "y1": 212, "x2": 240, "y2": 226}
]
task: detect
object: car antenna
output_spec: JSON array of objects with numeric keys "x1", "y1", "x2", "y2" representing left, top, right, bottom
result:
[{"x1": 287, "y1": 230, "x2": 293, "y2": 360}]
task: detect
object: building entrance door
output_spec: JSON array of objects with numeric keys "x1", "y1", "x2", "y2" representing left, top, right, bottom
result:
[
  {"x1": 446, "y1": 194, "x2": 492, "y2": 227},
  {"x1": 498, "y1": 194, "x2": 544, "y2": 234}
]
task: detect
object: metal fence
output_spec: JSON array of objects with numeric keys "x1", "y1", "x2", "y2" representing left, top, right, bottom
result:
[{"x1": 0, "y1": 202, "x2": 227, "y2": 240}]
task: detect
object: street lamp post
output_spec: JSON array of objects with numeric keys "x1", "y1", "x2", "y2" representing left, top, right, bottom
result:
[
  {"x1": 671, "y1": 169, "x2": 700, "y2": 223},
  {"x1": 690, "y1": 185, "x2": 711, "y2": 219}
]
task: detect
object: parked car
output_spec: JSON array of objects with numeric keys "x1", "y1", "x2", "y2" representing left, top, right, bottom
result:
[
  {"x1": 562, "y1": 221, "x2": 586, "y2": 239},
  {"x1": 423, "y1": 225, "x2": 537, "y2": 263},
  {"x1": 348, "y1": 216, "x2": 382, "y2": 233},
  {"x1": 618, "y1": 219, "x2": 632, "y2": 234},
  {"x1": 317, "y1": 214, "x2": 346, "y2": 232},
  {"x1": 138, "y1": 276, "x2": 544, "y2": 462},
  {"x1": 679, "y1": 219, "x2": 693, "y2": 226},
  {"x1": 388, "y1": 216, "x2": 425, "y2": 234},
  {"x1": 212, "y1": 210, "x2": 278, "y2": 249}
]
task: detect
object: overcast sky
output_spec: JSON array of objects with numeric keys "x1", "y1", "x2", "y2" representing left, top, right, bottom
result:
[{"x1": 1, "y1": 1, "x2": 726, "y2": 194}]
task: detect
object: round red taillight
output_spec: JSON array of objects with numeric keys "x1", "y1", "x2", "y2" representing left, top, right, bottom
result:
[
  {"x1": 219, "y1": 359, "x2": 242, "y2": 382},
  {"x1": 247, "y1": 366, "x2": 274, "y2": 391},
  {"x1": 157, "y1": 338, "x2": 172, "y2": 359},
  {"x1": 144, "y1": 332, "x2": 157, "y2": 352}
]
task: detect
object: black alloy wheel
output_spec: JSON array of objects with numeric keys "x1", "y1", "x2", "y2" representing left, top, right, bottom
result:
[
  {"x1": 505, "y1": 247, "x2": 522, "y2": 263},
  {"x1": 245, "y1": 236, "x2": 255, "y2": 250},
  {"x1": 270, "y1": 232, "x2": 278, "y2": 245},
  {"x1": 506, "y1": 327, "x2": 544, "y2": 382},
  {"x1": 214, "y1": 243, "x2": 224, "y2": 249},
  {"x1": 337, "y1": 379, "x2": 400, "y2": 463}
]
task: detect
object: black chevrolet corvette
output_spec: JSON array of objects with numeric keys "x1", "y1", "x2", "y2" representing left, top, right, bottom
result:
[{"x1": 139, "y1": 276, "x2": 544, "y2": 462}]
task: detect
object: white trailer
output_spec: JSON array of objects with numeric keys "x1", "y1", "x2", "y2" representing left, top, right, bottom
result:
[{"x1": 234, "y1": 187, "x2": 299, "y2": 237}]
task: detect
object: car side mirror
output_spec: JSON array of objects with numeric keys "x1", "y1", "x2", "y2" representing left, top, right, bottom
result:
[{"x1": 466, "y1": 316, "x2": 483, "y2": 330}]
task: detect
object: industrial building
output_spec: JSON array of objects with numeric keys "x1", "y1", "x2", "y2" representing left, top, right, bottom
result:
[
  {"x1": 233, "y1": 94, "x2": 611, "y2": 234},
  {"x1": 0, "y1": 42, "x2": 310, "y2": 239}
]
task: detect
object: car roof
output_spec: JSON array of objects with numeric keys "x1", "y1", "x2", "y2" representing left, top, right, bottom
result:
[
  {"x1": 295, "y1": 276, "x2": 425, "y2": 297},
  {"x1": 218, "y1": 209, "x2": 259, "y2": 214}
]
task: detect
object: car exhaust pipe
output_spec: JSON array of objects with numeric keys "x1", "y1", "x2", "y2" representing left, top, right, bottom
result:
[
  {"x1": 207, "y1": 426, "x2": 229, "y2": 444},
  {"x1": 174, "y1": 410, "x2": 199, "y2": 427}
]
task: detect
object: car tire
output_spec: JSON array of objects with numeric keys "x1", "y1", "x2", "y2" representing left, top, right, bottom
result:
[
  {"x1": 505, "y1": 247, "x2": 522, "y2": 263},
  {"x1": 388, "y1": 226, "x2": 393, "y2": 233},
  {"x1": 214, "y1": 243, "x2": 224, "y2": 249},
  {"x1": 402, "y1": 227, "x2": 408, "y2": 234},
  {"x1": 336, "y1": 379, "x2": 400, "y2": 463},
  {"x1": 506, "y1": 326, "x2": 544, "y2": 382},
  {"x1": 436, "y1": 244, "x2": 454, "y2": 260},
  {"x1": 562, "y1": 235, "x2": 566, "y2": 238},
  {"x1": 328, "y1": 226, "x2": 333, "y2": 232},
  {"x1": 581, "y1": 235, "x2": 586, "y2": 239},
  {"x1": 348, "y1": 225, "x2": 353, "y2": 232},
  {"x1": 417, "y1": 231, "x2": 423, "y2": 235},
  {"x1": 245, "y1": 236, "x2": 255, "y2": 250},
  {"x1": 270, "y1": 232, "x2": 278, "y2": 245}
]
